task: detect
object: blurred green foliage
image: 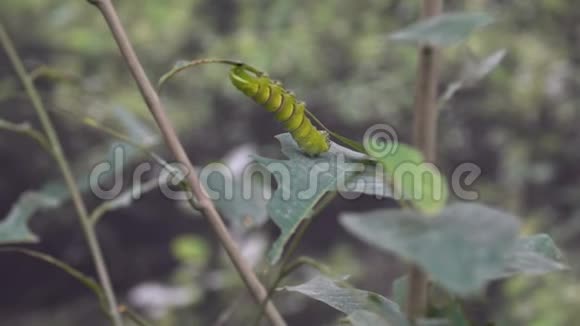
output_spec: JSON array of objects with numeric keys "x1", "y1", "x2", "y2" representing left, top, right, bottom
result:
[
  {"x1": 1, "y1": 0, "x2": 580, "y2": 325},
  {"x1": 171, "y1": 235, "x2": 209, "y2": 265}
]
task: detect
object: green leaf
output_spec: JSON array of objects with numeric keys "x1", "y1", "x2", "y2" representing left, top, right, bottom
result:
[
  {"x1": 284, "y1": 275, "x2": 408, "y2": 326},
  {"x1": 340, "y1": 203, "x2": 521, "y2": 295},
  {"x1": 187, "y1": 145, "x2": 271, "y2": 229},
  {"x1": 367, "y1": 143, "x2": 423, "y2": 172},
  {"x1": 0, "y1": 142, "x2": 132, "y2": 244},
  {"x1": 0, "y1": 118, "x2": 158, "y2": 243},
  {"x1": 256, "y1": 133, "x2": 392, "y2": 264},
  {"x1": 500, "y1": 234, "x2": 568, "y2": 278},
  {"x1": 0, "y1": 248, "x2": 107, "y2": 311},
  {"x1": 390, "y1": 13, "x2": 494, "y2": 46},
  {"x1": 204, "y1": 145, "x2": 271, "y2": 229},
  {"x1": 366, "y1": 143, "x2": 448, "y2": 215},
  {"x1": 206, "y1": 166, "x2": 271, "y2": 229},
  {"x1": 0, "y1": 190, "x2": 60, "y2": 244}
]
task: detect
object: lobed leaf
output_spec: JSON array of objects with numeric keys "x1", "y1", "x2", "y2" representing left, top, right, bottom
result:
[{"x1": 255, "y1": 133, "x2": 392, "y2": 264}]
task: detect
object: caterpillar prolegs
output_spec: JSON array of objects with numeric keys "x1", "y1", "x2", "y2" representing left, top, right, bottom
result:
[{"x1": 229, "y1": 65, "x2": 330, "y2": 156}]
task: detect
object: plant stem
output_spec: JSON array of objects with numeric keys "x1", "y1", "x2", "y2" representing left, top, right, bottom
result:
[
  {"x1": 0, "y1": 23, "x2": 123, "y2": 326},
  {"x1": 280, "y1": 256, "x2": 332, "y2": 280},
  {"x1": 407, "y1": 0, "x2": 443, "y2": 322},
  {"x1": 86, "y1": 1, "x2": 286, "y2": 325},
  {"x1": 118, "y1": 305, "x2": 154, "y2": 326},
  {"x1": 252, "y1": 190, "x2": 337, "y2": 325},
  {"x1": 251, "y1": 218, "x2": 312, "y2": 326}
]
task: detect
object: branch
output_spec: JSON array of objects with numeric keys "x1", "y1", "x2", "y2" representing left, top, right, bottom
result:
[
  {"x1": 407, "y1": 0, "x2": 443, "y2": 322},
  {"x1": 0, "y1": 119, "x2": 52, "y2": 153},
  {"x1": 0, "y1": 22, "x2": 123, "y2": 325},
  {"x1": 86, "y1": 1, "x2": 286, "y2": 325}
]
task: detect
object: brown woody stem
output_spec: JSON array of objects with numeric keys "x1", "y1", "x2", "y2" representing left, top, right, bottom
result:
[
  {"x1": 407, "y1": 0, "x2": 443, "y2": 322},
  {"x1": 86, "y1": 1, "x2": 285, "y2": 325}
]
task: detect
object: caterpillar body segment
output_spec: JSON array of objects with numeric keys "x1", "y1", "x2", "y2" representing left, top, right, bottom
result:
[{"x1": 229, "y1": 65, "x2": 330, "y2": 156}]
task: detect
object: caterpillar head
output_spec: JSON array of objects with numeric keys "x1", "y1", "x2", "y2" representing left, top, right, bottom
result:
[{"x1": 229, "y1": 65, "x2": 259, "y2": 96}]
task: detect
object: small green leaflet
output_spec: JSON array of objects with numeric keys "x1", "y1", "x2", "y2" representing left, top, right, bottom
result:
[
  {"x1": 366, "y1": 143, "x2": 449, "y2": 215},
  {"x1": 390, "y1": 12, "x2": 494, "y2": 46},
  {"x1": 0, "y1": 165, "x2": 87, "y2": 245},
  {"x1": 0, "y1": 191, "x2": 59, "y2": 244}
]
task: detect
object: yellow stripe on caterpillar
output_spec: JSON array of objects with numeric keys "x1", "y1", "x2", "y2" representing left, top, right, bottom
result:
[{"x1": 229, "y1": 65, "x2": 330, "y2": 156}]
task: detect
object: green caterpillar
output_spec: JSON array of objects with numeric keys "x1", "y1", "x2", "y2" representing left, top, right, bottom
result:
[
  {"x1": 229, "y1": 64, "x2": 330, "y2": 156},
  {"x1": 158, "y1": 59, "x2": 337, "y2": 156}
]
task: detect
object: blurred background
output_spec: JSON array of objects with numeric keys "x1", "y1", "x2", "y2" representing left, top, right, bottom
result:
[{"x1": 1, "y1": 0, "x2": 579, "y2": 325}]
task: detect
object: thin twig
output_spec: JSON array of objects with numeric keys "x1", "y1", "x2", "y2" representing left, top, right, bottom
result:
[
  {"x1": 118, "y1": 305, "x2": 154, "y2": 326},
  {"x1": 212, "y1": 292, "x2": 245, "y2": 326},
  {"x1": 0, "y1": 119, "x2": 53, "y2": 153},
  {"x1": 0, "y1": 22, "x2": 124, "y2": 326},
  {"x1": 86, "y1": 1, "x2": 286, "y2": 325},
  {"x1": 407, "y1": 0, "x2": 443, "y2": 322},
  {"x1": 280, "y1": 256, "x2": 333, "y2": 280}
]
